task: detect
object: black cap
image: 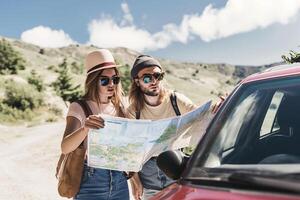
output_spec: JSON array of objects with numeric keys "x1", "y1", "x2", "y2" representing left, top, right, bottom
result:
[{"x1": 131, "y1": 55, "x2": 162, "y2": 78}]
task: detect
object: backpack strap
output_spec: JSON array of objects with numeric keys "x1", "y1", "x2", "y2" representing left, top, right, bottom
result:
[
  {"x1": 170, "y1": 92, "x2": 187, "y2": 153},
  {"x1": 74, "y1": 99, "x2": 93, "y2": 117},
  {"x1": 135, "y1": 92, "x2": 181, "y2": 119},
  {"x1": 73, "y1": 99, "x2": 93, "y2": 148},
  {"x1": 170, "y1": 91, "x2": 181, "y2": 116}
]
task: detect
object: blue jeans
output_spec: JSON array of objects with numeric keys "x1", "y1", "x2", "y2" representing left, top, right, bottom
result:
[
  {"x1": 139, "y1": 157, "x2": 175, "y2": 191},
  {"x1": 74, "y1": 164, "x2": 129, "y2": 200}
]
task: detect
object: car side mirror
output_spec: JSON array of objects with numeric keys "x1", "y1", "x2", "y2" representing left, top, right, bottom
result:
[{"x1": 156, "y1": 150, "x2": 189, "y2": 180}]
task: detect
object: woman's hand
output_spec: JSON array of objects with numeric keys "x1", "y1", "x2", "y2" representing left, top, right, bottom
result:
[
  {"x1": 83, "y1": 115, "x2": 105, "y2": 130},
  {"x1": 130, "y1": 173, "x2": 143, "y2": 200}
]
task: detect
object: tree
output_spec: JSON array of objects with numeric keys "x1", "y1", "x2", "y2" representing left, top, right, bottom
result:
[
  {"x1": 52, "y1": 59, "x2": 82, "y2": 104},
  {"x1": 119, "y1": 64, "x2": 131, "y2": 95},
  {"x1": 70, "y1": 61, "x2": 84, "y2": 74},
  {"x1": 282, "y1": 50, "x2": 300, "y2": 64},
  {"x1": 0, "y1": 39, "x2": 25, "y2": 74}
]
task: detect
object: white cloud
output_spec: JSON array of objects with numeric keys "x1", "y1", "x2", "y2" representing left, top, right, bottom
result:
[
  {"x1": 88, "y1": 0, "x2": 300, "y2": 52},
  {"x1": 188, "y1": 0, "x2": 300, "y2": 41},
  {"x1": 88, "y1": 18, "x2": 155, "y2": 51},
  {"x1": 121, "y1": 2, "x2": 134, "y2": 26},
  {"x1": 87, "y1": 3, "x2": 190, "y2": 51},
  {"x1": 21, "y1": 26, "x2": 76, "y2": 48}
]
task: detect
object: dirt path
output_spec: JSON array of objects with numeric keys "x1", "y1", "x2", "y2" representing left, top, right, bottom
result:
[
  {"x1": 0, "y1": 122, "x2": 134, "y2": 200},
  {"x1": 0, "y1": 122, "x2": 65, "y2": 200}
]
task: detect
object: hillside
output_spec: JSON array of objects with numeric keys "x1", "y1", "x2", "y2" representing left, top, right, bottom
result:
[{"x1": 0, "y1": 36, "x2": 277, "y2": 125}]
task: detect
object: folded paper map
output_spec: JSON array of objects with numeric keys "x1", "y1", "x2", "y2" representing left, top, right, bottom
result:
[{"x1": 87, "y1": 101, "x2": 213, "y2": 171}]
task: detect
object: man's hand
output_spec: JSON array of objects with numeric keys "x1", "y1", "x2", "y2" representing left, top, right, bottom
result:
[
  {"x1": 130, "y1": 173, "x2": 143, "y2": 200},
  {"x1": 212, "y1": 94, "x2": 227, "y2": 114}
]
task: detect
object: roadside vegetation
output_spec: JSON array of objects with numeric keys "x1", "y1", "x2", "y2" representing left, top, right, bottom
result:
[
  {"x1": 282, "y1": 50, "x2": 300, "y2": 64},
  {"x1": 0, "y1": 40, "x2": 72, "y2": 124}
]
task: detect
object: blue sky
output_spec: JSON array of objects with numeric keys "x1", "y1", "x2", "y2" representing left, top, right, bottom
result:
[{"x1": 1, "y1": 0, "x2": 300, "y2": 65}]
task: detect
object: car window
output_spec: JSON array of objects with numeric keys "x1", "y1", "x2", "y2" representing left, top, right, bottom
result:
[
  {"x1": 222, "y1": 92, "x2": 259, "y2": 152},
  {"x1": 195, "y1": 77, "x2": 300, "y2": 170},
  {"x1": 260, "y1": 91, "x2": 284, "y2": 137}
]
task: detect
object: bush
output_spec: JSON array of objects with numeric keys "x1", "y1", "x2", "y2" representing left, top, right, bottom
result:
[
  {"x1": 0, "y1": 103, "x2": 34, "y2": 122},
  {"x1": 27, "y1": 70, "x2": 45, "y2": 92},
  {"x1": 39, "y1": 48, "x2": 45, "y2": 55},
  {"x1": 48, "y1": 104, "x2": 62, "y2": 116},
  {"x1": 3, "y1": 80, "x2": 44, "y2": 111},
  {"x1": 46, "y1": 116, "x2": 58, "y2": 122},
  {"x1": 47, "y1": 65, "x2": 57, "y2": 72},
  {"x1": 0, "y1": 39, "x2": 26, "y2": 74},
  {"x1": 182, "y1": 146, "x2": 194, "y2": 155}
]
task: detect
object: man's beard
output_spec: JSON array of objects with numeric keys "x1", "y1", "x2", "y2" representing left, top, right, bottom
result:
[{"x1": 140, "y1": 86, "x2": 160, "y2": 96}]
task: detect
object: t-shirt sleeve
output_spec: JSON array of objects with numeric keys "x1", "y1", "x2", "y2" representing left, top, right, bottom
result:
[
  {"x1": 66, "y1": 102, "x2": 86, "y2": 126},
  {"x1": 176, "y1": 92, "x2": 197, "y2": 114}
]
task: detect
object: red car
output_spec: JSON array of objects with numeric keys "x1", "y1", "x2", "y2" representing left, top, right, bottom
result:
[{"x1": 154, "y1": 64, "x2": 300, "y2": 200}]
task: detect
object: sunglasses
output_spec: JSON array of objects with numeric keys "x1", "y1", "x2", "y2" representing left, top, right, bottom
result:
[
  {"x1": 99, "y1": 76, "x2": 120, "y2": 86},
  {"x1": 138, "y1": 72, "x2": 165, "y2": 84}
]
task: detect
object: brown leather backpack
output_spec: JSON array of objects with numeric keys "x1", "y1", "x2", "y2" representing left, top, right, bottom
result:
[{"x1": 55, "y1": 100, "x2": 92, "y2": 198}]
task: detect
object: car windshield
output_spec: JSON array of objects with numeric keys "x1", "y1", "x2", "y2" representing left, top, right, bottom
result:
[{"x1": 190, "y1": 76, "x2": 300, "y2": 177}]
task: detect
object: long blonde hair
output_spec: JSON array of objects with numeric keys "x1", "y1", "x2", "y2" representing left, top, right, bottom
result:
[
  {"x1": 82, "y1": 68, "x2": 125, "y2": 117},
  {"x1": 128, "y1": 80, "x2": 167, "y2": 114}
]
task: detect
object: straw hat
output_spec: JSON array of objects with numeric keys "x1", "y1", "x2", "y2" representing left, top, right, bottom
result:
[{"x1": 85, "y1": 49, "x2": 120, "y2": 75}]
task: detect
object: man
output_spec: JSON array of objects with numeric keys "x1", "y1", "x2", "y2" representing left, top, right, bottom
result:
[{"x1": 127, "y1": 55, "x2": 198, "y2": 200}]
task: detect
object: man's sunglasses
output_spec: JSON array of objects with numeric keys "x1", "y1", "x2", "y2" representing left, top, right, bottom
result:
[
  {"x1": 138, "y1": 72, "x2": 165, "y2": 84},
  {"x1": 99, "y1": 76, "x2": 120, "y2": 86}
]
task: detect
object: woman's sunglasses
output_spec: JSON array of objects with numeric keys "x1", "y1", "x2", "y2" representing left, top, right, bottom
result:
[
  {"x1": 139, "y1": 72, "x2": 165, "y2": 84},
  {"x1": 99, "y1": 76, "x2": 120, "y2": 86}
]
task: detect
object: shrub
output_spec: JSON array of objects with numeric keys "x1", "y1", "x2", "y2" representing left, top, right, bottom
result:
[
  {"x1": 3, "y1": 80, "x2": 44, "y2": 111},
  {"x1": 27, "y1": 70, "x2": 45, "y2": 92},
  {"x1": 165, "y1": 69, "x2": 171, "y2": 74},
  {"x1": 0, "y1": 103, "x2": 34, "y2": 122},
  {"x1": 182, "y1": 146, "x2": 194, "y2": 155},
  {"x1": 47, "y1": 65, "x2": 57, "y2": 72},
  {"x1": 48, "y1": 104, "x2": 63, "y2": 116},
  {"x1": 46, "y1": 116, "x2": 58, "y2": 122},
  {"x1": 39, "y1": 48, "x2": 45, "y2": 55},
  {"x1": 0, "y1": 39, "x2": 25, "y2": 74},
  {"x1": 0, "y1": 80, "x2": 45, "y2": 123}
]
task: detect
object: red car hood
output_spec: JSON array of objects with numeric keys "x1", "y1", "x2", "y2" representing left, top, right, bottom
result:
[{"x1": 151, "y1": 183, "x2": 300, "y2": 200}]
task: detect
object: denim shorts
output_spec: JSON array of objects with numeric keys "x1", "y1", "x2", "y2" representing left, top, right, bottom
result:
[{"x1": 74, "y1": 164, "x2": 129, "y2": 200}]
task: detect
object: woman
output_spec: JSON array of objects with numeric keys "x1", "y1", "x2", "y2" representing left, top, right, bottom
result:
[{"x1": 61, "y1": 49, "x2": 129, "y2": 200}]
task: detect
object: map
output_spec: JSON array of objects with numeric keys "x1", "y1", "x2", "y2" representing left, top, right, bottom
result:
[{"x1": 87, "y1": 101, "x2": 212, "y2": 171}]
